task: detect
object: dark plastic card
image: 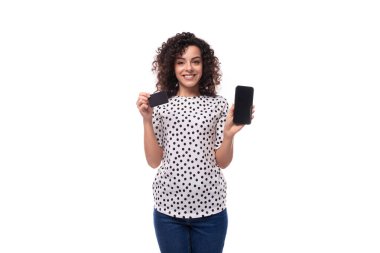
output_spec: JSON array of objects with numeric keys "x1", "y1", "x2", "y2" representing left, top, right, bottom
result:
[
  {"x1": 148, "y1": 91, "x2": 169, "y2": 107},
  {"x1": 233, "y1": 85, "x2": 254, "y2": 125}
]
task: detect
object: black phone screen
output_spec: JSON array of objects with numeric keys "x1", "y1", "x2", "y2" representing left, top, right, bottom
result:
[{"x1": 233, "y1": 86, "x2": 254, "y2": 125}]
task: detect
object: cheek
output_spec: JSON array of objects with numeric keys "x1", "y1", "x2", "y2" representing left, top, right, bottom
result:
[
  {"x1": 175, "y1": 65, "x2": 183, "y2": 74},
  {"x1": 174, "y1": 67, "x2": 181, "y2": 77},
  {"x1": 197, "y1": 65, "x2": 203, "y2": 76}
]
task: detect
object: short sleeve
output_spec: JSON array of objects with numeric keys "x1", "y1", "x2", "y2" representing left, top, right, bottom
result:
[
  {"x1": 152, "y1": 108, "x2": 164, "y2": 148},
  {"x1": 214, "y1": 97, "x2": 228, "y2": 150}
]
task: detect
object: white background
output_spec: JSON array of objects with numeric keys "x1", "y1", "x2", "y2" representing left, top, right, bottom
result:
[{"x1": 1, "y1": 0, "x2": 379, "y2": 252}]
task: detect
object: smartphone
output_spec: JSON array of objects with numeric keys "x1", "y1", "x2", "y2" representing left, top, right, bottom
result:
[
  {"x1": 148, "y1": 91, "x2": 169, "y2": 107},
  {"x1": 233, "y1": 85, "x2": 254, "y2": 125}
]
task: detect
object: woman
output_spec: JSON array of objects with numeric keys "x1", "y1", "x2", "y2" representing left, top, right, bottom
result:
[{"x1": 136, "y1": 32, "x2": 254, "y2": 253}]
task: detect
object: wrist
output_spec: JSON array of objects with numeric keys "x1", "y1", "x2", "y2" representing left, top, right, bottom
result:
[
  {"x1": 143, "y1": 118, "x2": 153, "y2": 125},
  {"x1": 223, "y1": 132, "x2": 234, "y2": 141}
]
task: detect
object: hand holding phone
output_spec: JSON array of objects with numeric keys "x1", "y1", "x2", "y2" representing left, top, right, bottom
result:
[{"x1": 233, "y1": 85, "x2": 254, "y2": 125}]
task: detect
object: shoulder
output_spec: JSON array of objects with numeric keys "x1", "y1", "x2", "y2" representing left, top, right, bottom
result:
[
  {"x1": 216, "y1": 95, "x2": 228, "y2": 103},
  {"x1": 205, "y1": 95, "x2": 227, "y2": 103},
  {"x1": 202, "y1": 95, "x2": 228, "y2": 114},
  {"x1": 210, "y1": 95, "x2": 228, "y2": 108}
]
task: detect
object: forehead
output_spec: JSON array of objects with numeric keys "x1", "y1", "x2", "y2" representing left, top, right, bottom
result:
[{"x1": 178, "y1": 45, "x2": 201, "y2": 58}]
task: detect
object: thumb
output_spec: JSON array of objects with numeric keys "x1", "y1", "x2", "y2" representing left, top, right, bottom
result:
[{"x1": 228, "y1": 104, "x2": 234, "y2": 115}]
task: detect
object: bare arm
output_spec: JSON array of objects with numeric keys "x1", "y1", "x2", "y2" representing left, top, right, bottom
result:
[
  {"x1": 137, "y1": 92, "x2": 164, "y2": 168},
  {"x1": 215, "y1": 135, "x2": 234, "y2": 169},
  {"x1": 143, "y1": 119, "x2": 163, "y2": 168},
  {"x1": 215, "y1": 104, "x2": 255, "y2": 169}
]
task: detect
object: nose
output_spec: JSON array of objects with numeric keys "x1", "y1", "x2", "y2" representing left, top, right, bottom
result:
[{"x1": 185, "y1": 62, "x2": 193, "y2": 72}]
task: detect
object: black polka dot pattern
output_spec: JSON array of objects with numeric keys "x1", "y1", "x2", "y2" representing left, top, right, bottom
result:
[{"x1": 151, "y1": 95, "x2": 228, "y2": 219}]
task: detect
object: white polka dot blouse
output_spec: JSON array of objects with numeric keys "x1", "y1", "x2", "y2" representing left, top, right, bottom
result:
[{"x1": 152, "y1": 95, "x2": 228, "y2": 218}]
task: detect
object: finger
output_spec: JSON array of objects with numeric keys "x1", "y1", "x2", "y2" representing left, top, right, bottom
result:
[
  {"x1": 139, "y1": 95, "x2": 150, "y2": 103},
  {"x1": 139, "y1": 92, "x2": 151, "y2": 98},
  {"x1": 136, "y1": 98, "x2": 144, "y2": 107},
  {"x1": 138, "y1": 94, "x2": 150, "y2": 102},
  {"x1": 228, "y1": 104, "x2": 234, "y2": 115},
  {"x1": 143, "y1": 101, "x2": 152, "y2": 110},
  {"x1": 138, "y1": 93, "x2": 150, "y2": 104},
  {"x1": 137, "y1": 99, "x2": 149, "y2": 109},
  {"x1": 251, "y1": 105, "x2": 255, "y2": 113},
  {"x1": 138, "y1": 96, "x2": 149, "y2": 104},
  {"x1": 137, "y1": 92, "x2": 148, "y2": 105},
  {"x1": 138, "y1": 103, "x2": 149, "y2": 112}
]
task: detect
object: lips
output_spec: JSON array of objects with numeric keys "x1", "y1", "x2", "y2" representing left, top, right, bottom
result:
[{"x1": 183, "y1": 74, "x2": 196, "y2": 80}]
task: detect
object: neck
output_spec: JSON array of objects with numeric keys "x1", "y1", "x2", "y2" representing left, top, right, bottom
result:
[{"x1": 176, "y1": 87, "x2": 200, "y2": 97}]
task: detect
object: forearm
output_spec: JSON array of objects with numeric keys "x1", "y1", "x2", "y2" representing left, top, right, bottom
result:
[
  {"x1": 215, "y1": 135, "x2": 234, "y2": 169},
  {"x1": 143, "y1": 119, "x2": 163, "y2": 168}
]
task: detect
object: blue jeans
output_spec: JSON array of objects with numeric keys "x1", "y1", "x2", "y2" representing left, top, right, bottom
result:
[{"x1": 153, "y1": 209, "x2": 228, "y2": 253}]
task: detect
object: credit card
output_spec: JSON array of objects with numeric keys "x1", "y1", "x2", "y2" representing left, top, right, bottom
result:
[{"x1": 148, "y1": 91, "x2": 169, "y2": 107}]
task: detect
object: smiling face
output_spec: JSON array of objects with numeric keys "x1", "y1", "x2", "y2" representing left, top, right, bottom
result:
[{"x1": 174, "y1": 45, "x2": 203, "y2": 96}]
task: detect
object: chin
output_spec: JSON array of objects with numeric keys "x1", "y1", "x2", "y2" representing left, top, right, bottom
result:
[
  {"x1": 180, "y1": 79, "x2": 200, "y2": 87},
  {"x1": 182, "y1": 83, "x2": 198, "y2": 88}
]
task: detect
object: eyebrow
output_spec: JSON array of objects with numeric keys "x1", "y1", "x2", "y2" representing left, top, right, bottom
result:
[{"x1": 176, "y1": 56, "x2": 202, "y2": 60}]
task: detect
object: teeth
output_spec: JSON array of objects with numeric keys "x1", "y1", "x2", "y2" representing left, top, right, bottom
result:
[{"x1": 184, "y1": 75, "x2": 194, "y2": 79}]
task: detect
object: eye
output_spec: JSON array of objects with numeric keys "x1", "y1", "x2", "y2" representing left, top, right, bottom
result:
[
  {"x1": 176, "y1": 61, "x2": 184, "y2": 65},
  {"x1": 193, "y1": 60, "x2": 201, "y2": 65}
]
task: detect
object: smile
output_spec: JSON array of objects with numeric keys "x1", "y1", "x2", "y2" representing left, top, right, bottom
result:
[{"x1": 183, "y1": 74, "x2": 196, "y2": 80}]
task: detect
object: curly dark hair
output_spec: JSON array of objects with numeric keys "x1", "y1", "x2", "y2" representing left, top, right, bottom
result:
[{"x1": 152, "y1": 32, "x2": 221, "y2": 98}]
